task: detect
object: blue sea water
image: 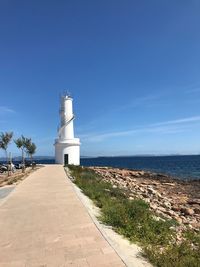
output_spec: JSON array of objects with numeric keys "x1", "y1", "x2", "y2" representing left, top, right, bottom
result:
[
  {"x1": 2, "y1": 155, "x2": 200, "y2": 180},
  {"x1": 32, "y1": 155, "x2": 200, "y2": 180},
  {"x1": 80, "y1": 155, "x2": 200, "y2": 180}
]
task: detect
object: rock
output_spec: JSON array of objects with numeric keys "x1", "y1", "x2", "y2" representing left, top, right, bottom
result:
[
  {"x1": 176, "y1": 234, "x2": 182, "y2": 242},
  {"x1": 172, "y1": 205, "x2": 181, "y2": 212},
  {"x1": 164, "y1": 210, "x2": 175, "y2": 217},
  {"x1": 138, "y1": 171, "x2": 145, "y2": 176},
  {"x1": 156, "y1": 192, "x2": 163, "y2": 199},
  {"x1": 181, "y1": 207, "x2": 195, "y2": 216},
  {"x1": 152, "y1": 182, "x2": 160, "y2": 186},
  {"x1": 178, "y1": 197, "x2": 188, "y2": 204},
  {"x1": 150, "y1": 204, "x2": 157, "y2": 210},
  {"x1": 139, "y1": 187, "x2": 145, "y2": 193},
  {"x1": 175, "y1": 217, "x2": 183, "y2": 224},
  {"x1": 141, "y1": 193, "x2": 149, "y2": 198},
  {"x1": 157, "y1": 206, "x2": 166, "y2": 212},
  {"x1": 131, "y1": 179, "x2": 137, "y2": 182},
  {"x1": 163, "y1": 182, "x2": 175, "y2": 186},
  {"x1": 187, "y1": 199, "x2": 200, "y2": 205},
  {"x1": 162, "y1": 201, "x2": 171, "y2": 209},
  {"x1": 121, "y1": 170, "x2": 130, "y2": 177},
  {"x1": 188, "y1": 224, "x2": 194, "y2": 229},
  {"x1": 144, "y1": 198, "x2": 150, "y2": 204},
  {"x1": 147, "y1": 187, "x2": 157, "y2": 195},
  {"x1": 194, "y1": 208, "x2": 200, "y2": 214},
  {"x1": 158, "y1": 211, "x2": 172, "y2": 220},
  {"x1": 190, "y1": 222, "x2": 200, "y2": 229}
]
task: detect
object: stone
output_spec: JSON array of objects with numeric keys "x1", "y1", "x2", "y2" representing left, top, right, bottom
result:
[
  {"x1": 157, "y1": 206, "x2": 166, "y2": 212},
  {"x1": 162, "y1": 201, "x2": 171, "y2": 209},
  {"x1": 141, "y1": 193, "x2": 149, "y2": 198},
  {"x1": 187, "y1": 199, "x2": 200, "y2": 205},
  {"x1": 139, "y1": 187, "x2": 145, "y2": 193},
  {"x1": 175, "y1": 217, "x2": 183, "y2": 224},
  {"x1": 172, "y1": 205, "x2": 180, "y2": 212},
  {"x1": 163, "y1": 182, "x2": 175, "y2": 186},
  {"x1": 190, "y1": 222, "x2": 200, "y2": 229},
  {"x1": 181, "y1": 207, "x2": 195, "y2": 216},
  {"x1": 150, "y1": 204, "x2": 157, "y2": 210},
  {"x1": 194, "y1": 208, "x2": 200, "y2": 214},
  {"x1": 156, "y1": 192, "x2": 163, "y2": 199},
  {"x1": 147, "y1": 187, "x2": 157, "y2": 195},
  {"x1": 165, "y1": 210, "x2": 175, "y2": 217}
]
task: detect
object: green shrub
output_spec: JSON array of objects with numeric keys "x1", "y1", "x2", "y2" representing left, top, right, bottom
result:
[{"x1": 145, "y1": 240, "x2": 200, "y2": 267}]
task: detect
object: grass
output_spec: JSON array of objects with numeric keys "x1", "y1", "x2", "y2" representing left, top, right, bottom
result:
[{"x1": 68, "y1": 165, "x2": 200, "y2": 267}]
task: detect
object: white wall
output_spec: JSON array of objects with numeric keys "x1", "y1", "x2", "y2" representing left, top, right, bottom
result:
[
  {"x1": 55, "y1": 141, "x2": 80, "y2": 165},
  {"x1": 55, "y1": 95, "x2": 80, "y2": 165},
  {"x1": 60, "y1": 97, "x2": 74, "y2": 140}
]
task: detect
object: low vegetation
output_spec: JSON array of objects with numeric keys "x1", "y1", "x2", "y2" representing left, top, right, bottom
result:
[{"x1": 68, "y1": 165, "x2": 200, "y2": 267}]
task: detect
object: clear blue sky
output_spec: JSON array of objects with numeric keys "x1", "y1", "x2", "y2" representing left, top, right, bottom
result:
[{"x1": 0, "y1": 1, "x2": 200, "y2": 157}]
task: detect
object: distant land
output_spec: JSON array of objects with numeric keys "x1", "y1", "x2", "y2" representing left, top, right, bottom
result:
[
  {"x1": 0, "y1": 156, "x2": 55, "y2": 161},
  {"x1": 0, "y1": 154, "x2": 200, "y2": 161},
  {"x1": 81, "y1": 154, "x2": 200, "y2": 159}
]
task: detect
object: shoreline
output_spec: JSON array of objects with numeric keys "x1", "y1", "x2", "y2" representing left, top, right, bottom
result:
[
  {"x1": 81, "y1": 154, "x2": 200, "y2": 181},
  {"x1": 89, "y1": 166, "x2": 200, "y2": 231}
]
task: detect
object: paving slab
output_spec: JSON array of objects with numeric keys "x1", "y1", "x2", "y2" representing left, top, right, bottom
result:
[{"x1": 0, "y1": 165, "x2": 125, "y2": 267}]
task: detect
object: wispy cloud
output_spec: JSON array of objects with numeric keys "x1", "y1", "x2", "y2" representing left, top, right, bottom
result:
[
  {"x1": 80, "y1": 115, "x2": 200, "y2": 142},
  {"x1": 113, "y1": 93, "x2": 162, "y2": 112},
  {"x1": 152, "y1": 116, "x2": 200, "y2": 126},
  {"x1": 0, "y1": 106, "x2": 16, "y2": 114}
]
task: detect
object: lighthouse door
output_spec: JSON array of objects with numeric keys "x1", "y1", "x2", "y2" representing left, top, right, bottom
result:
[{"x1": 64, "y1": 154, "x2": 69, "y2": 165}]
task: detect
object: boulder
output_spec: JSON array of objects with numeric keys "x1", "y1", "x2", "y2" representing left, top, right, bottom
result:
[
  {"x1": 194, "y1": 208, "x2": 200, "y2": 214},
  {"x1": 187, "y1": 199, "x2": 200, "y2": 205},
  {"x1": 181, "y1": 207, "x2": 195, "y2": 216}
]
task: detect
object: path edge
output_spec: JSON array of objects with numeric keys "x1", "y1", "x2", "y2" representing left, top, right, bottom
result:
[{"x1": 65, "y1": 167, "x2": 153, "y2": 267}]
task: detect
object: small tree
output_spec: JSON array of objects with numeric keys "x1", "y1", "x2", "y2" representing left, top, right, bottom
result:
[
  {"x1": 0, "y1": 132, "x2": 13, "y2": 175},
  {"x1": 26, "y1": 141, "x2": 36, "y2": 168},
  {"x1": 14, "y1": 135, "x2": 31, "y2": 173}
]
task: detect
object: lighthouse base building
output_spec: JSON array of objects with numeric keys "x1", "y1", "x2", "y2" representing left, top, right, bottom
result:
[
  {"x1": 55, "y1": 139, "x2": 80, "y2": 165},
  {"x1": 54, "y1": 95, "x2": 80, "y2": 165}
]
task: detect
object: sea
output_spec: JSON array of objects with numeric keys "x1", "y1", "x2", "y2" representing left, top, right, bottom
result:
[{"x1": 31, "y1": 155, "x2": 200, "y2": 181}]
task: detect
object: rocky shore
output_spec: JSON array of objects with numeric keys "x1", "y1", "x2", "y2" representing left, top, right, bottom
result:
[{"x1": 89, "y1": 167, "x2": 200, "y2": 233}]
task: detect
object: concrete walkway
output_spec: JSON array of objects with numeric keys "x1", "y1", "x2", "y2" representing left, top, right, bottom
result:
[
  {"x1": 0, "y1": 185, "x2": 15, "y2": 200},
  {"x1": 0, "y1": 165, "x2": 125, "y2": 267}
]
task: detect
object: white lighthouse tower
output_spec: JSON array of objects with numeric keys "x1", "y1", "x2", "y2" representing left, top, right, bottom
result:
[{"x1": 54, "y1": 94, "x2": 80, "y2": 165}]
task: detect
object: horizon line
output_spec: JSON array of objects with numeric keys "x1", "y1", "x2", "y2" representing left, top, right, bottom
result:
[{"x1": 1, "y1": 153, "x2": 200, "y2": 160}]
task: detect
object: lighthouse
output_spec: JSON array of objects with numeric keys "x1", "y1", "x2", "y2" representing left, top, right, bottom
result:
[{"x1": 55, "y1": 94, "x2": 80, "y2": 165}]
